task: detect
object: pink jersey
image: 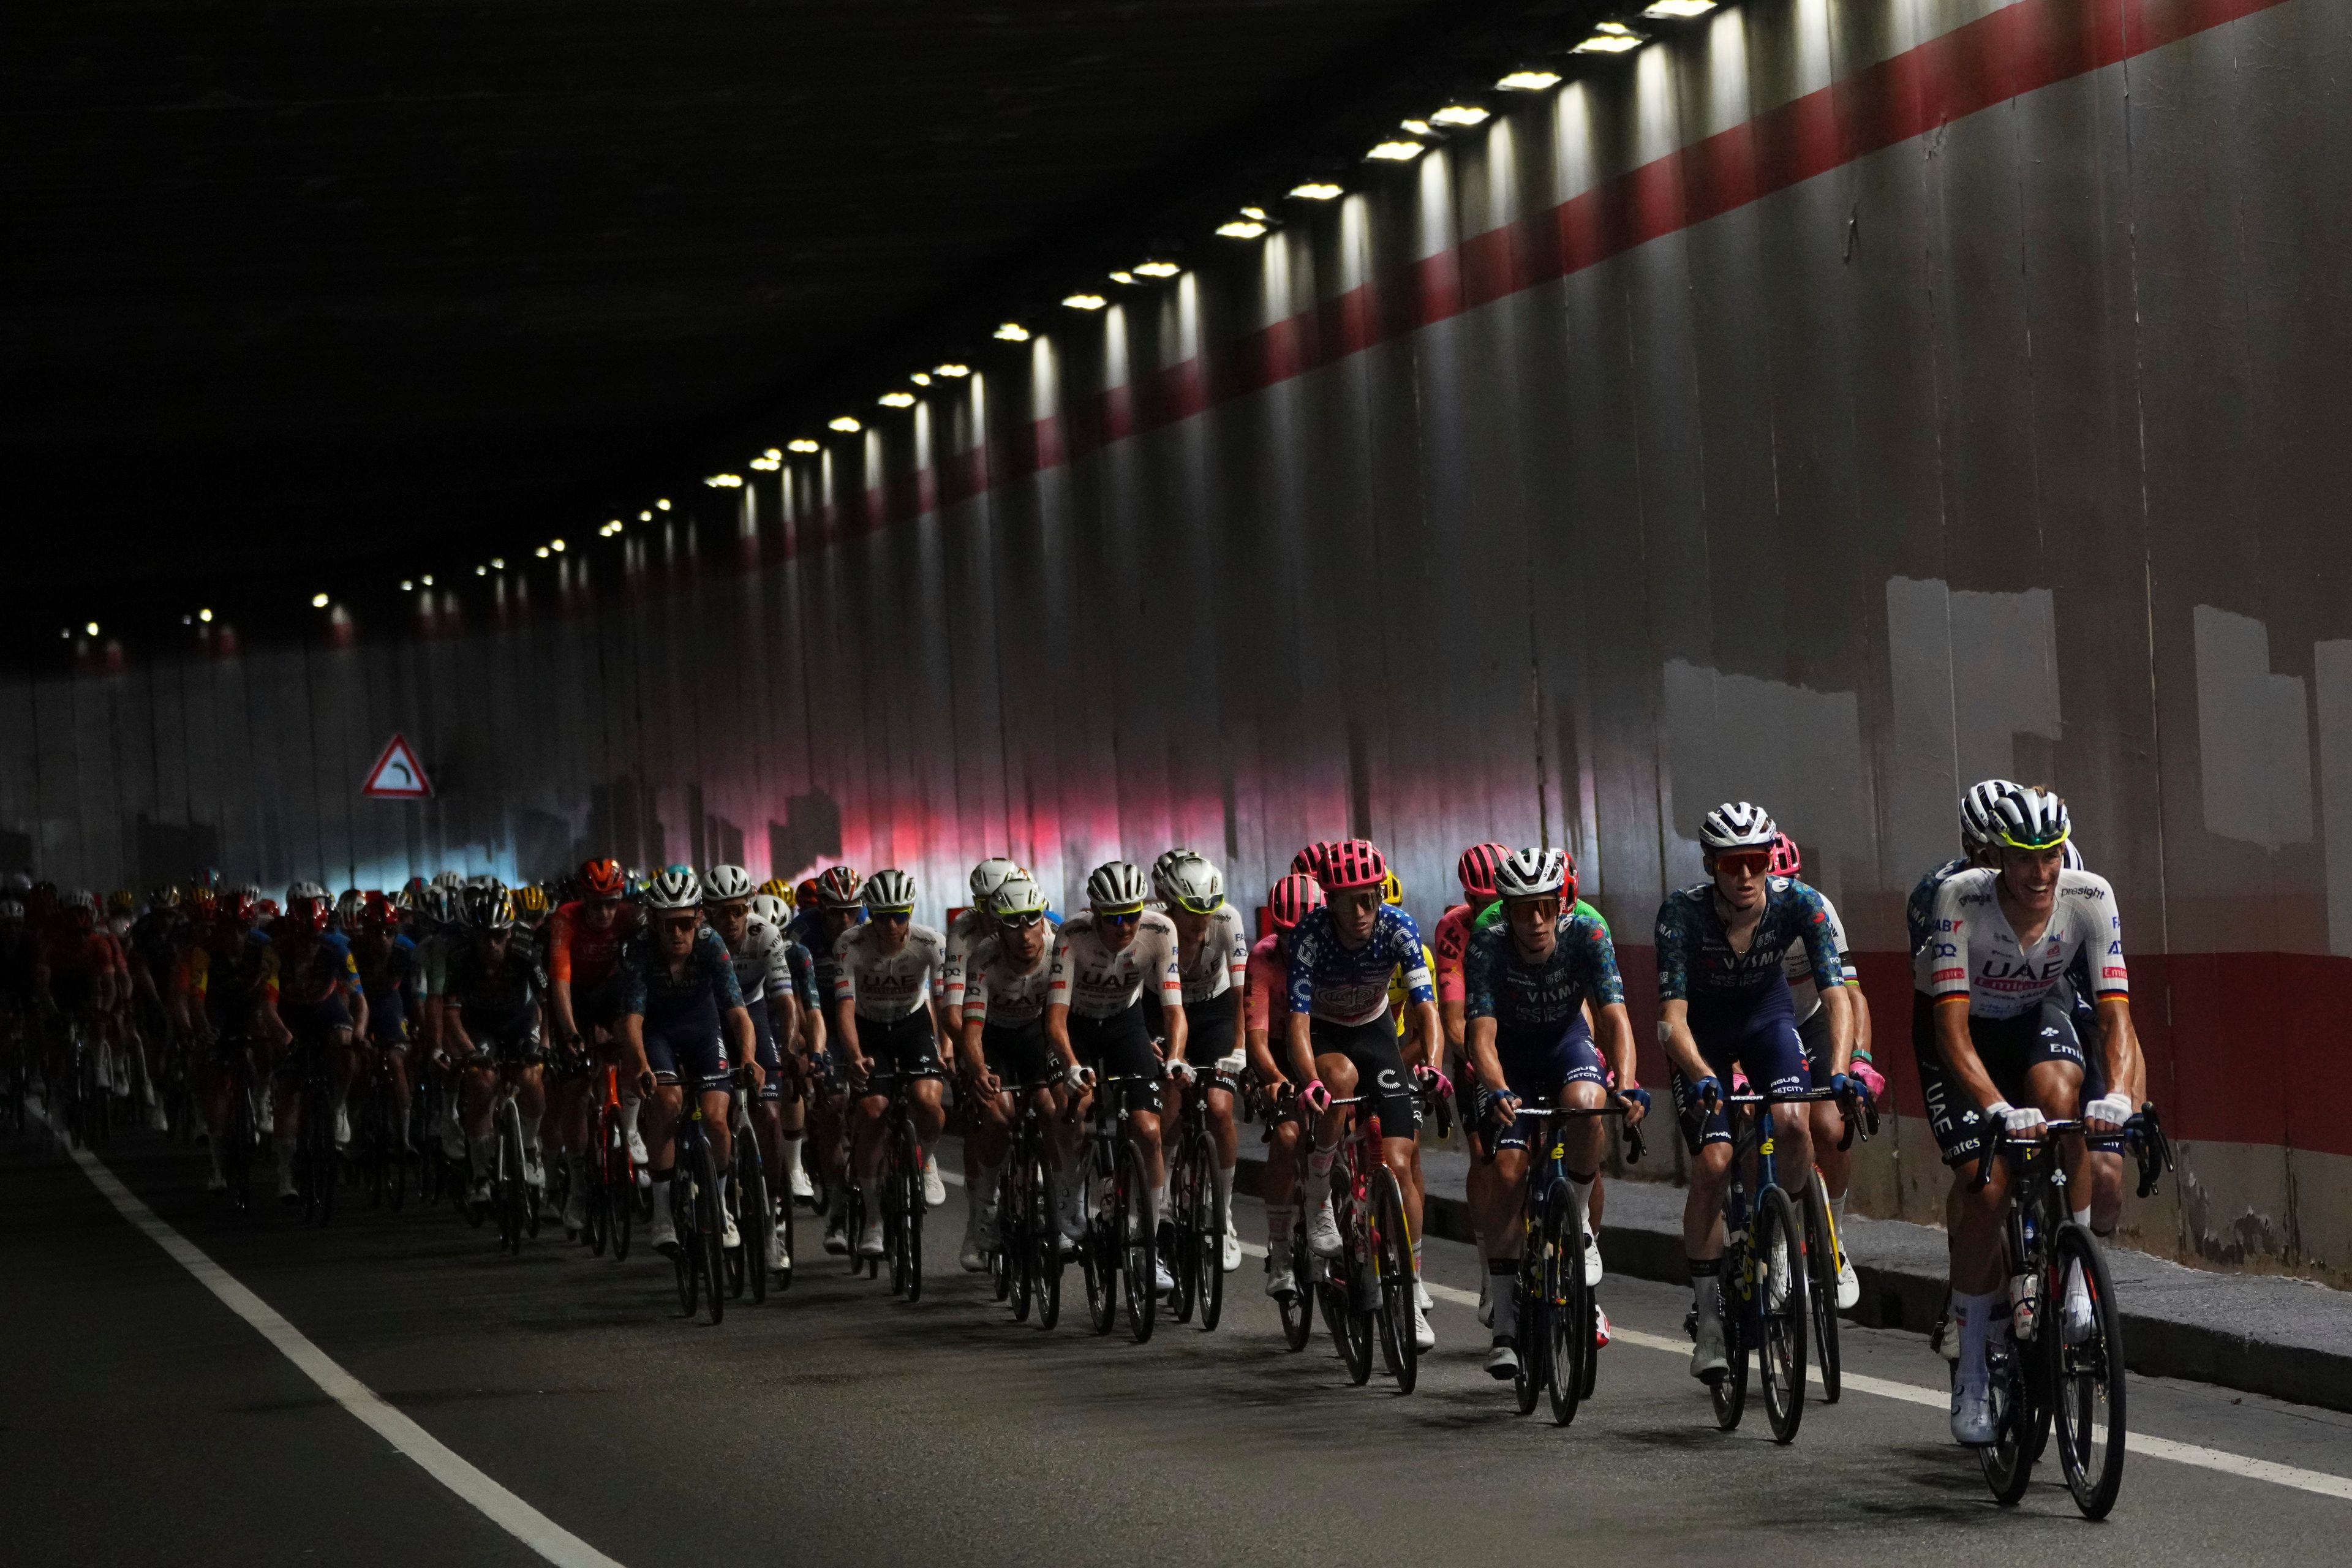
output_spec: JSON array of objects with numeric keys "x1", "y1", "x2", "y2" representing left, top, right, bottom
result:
[
  {"x1": 1431, "y1": 903, "x2": 1476, "y2": 1004},
  {"x1": 1244, "y1": 933, "x2": 1287, "y2": 1035}
]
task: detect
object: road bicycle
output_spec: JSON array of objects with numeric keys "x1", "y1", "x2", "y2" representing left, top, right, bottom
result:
[
  {"x1": 1312, "y1": 1089, "x2": 1422, "y2": 1394},
  {"x1": 1165, "y1": 1066, "x2": 1237, "y2": 1332},
  {"x1": 668, "y1": 1071, "x2": 734, "y2": 1325},
  {"x1": 1803, "y1": 1079, "x2": 1879, "y2": 1404},
  {"x1": 859, "y1": 1065, "x2": 941, "y2": 1300},
  {"x1": 582, "y1": 1060, "x2": 635, "y2": 1259},
  {"x1": 1490, "y1": 1099, "x2": 1643, "y2": 1425},
  {"x1": 353, "y1": 1044, "x2": 407, "y2": 1213},
  {"x1": 293, "y1": 1038, "x2": 340, "y2": 1227},
  {"x1": 724, "y1": 1081, "x2": 778, "y2": 1303},
  {"x1": 1976, "y1": 1107, "x2": 2172, "y2": 1519},
  {"x1": 1074, "y1": 1071, "x2": 1159, "y2": 1343},
  {"x1": 987, "y1": 1077, "x2": 1062, "y2": 1327}
]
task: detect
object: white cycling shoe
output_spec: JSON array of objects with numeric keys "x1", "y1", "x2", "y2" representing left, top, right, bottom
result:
[
  {"x1": 1265, "y1": 1253, "x2": 1296, "y2": 1298},
  {"x1": 923, "y1": 1152, "x2": 947, "y2": 1208},
  {"x1": 1951, "y1": 1381, "x2": 1999, "y2": 1446},
  {"x1": 1836, "y1": 1247, "x2": 1861, "y2": 1311},
  {"x1": 626, "y1": 1126, "x2": 650, "y2": 1166},
  {"x1": 1154, "y1": 1257, "x2": 1177, "y2": 1295},
  {"x1": 1477, "y1": 1272, "x2": 1493, "y2": 1328},
  {"x1": 1415, "y1": 1278, "x2": 1433, "y2": 1312},
  {"x1": 856, "y1": 1214, "x2": 887, "y2": 1260},
  {"x1": 650, "y1": 1203, "x2": 678, "y2": 1256},
  {"x1": 822, "y1": 1214, "x2": 849, "y2": 1254},
  {"x1": 1485, "y1": 1338, "x2": 1520, "y2": 1381},
  {"x1": 1583, "y1": 1232, "x2": 1604, "y2": 1287},
  {"x1": 333, "y1": 1105, "x2": 352, "y2": 1148},
  {"x1": 561, "y1": 1184, "x2": 587, "y2": 1232},
  {"x1": 1222, "y1": 1215, "x2": 1242, "y2": 1273},
  {"x1": 788, "y1": 1164, "x2": 816, "y2": 1204},
  {"x1": 1412, "y1": 1300, "x2": 1436, "y2": 1353},
  {"x1": 276, "y1": 1167, "x2": 300, "y2": 1203},
  {"x1": 720, "y1": 1208, "x2": 741, "y2": 1250},
  {"x1": 1690, "y1": 1311, "x2": 1729, "y2": 1381},
  {"x1": 959, "y1": 1212, "x2": 989, "y2": 1273},
  {"x1": 1305, "y1": 1199, "x2": 1343, "y2": 1258}
]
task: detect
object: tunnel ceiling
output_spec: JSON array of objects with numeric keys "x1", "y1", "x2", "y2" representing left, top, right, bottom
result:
[{"x1": 8, "y1": 0, "x2": 1594, "y2": 657}]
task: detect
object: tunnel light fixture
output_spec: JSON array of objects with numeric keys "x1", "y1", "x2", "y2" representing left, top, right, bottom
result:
[
  {"x1": 877, "y1": 391, "x2": 916, "y2": 407},
  {"x1": 1400, "y1": 118, "x2": 1434, "y2": 137},
  {"x1": 1107, "y1": 270, "x2": 1137, "y2": 285},
  {"x1": 704, "y1": 472, "x2": 744, "y2": 487},
  {"x1": 311, "y1": 593, "x2": 329, "y2": 609},
  {"x1": 763, "y1": 449, "x2": 780, "y2": 461},
  {"x1": 1430, "y1": 104, "x2": 1490, "y2": 127},
  {"x1": 199, "y1": 608, "x2": 213, "y2": 622},
  {"x1": 400, "y1": 579, "x2": 413, "y2": 592},
  {"x1": 1643, "y1": 0, "x2": 1717, "y2": 16},
  {"x1": 475, "y1": 564, "x2": 488, "y2": 576},
  {"x1": 1215, "y1": 219, "x2": 1268, "y2": 238},
  {"x1": 535, "y1": 546, "x2": 551, "y2": 559},
  {"x1": 551, "y1": 538, "x2": 565, "y2": 552},
  {"x1": 655, "y1": 499, "x2": 671, "y2": 510},
  {"x1": 1133, "y1": 260, "x2": 1179, "y2": 278},
  {"x1": 993, "y1": 322, "x2": 1030, "y2": 341},
  {"x1": 788, "y1": 439, "x2": 821, "y2": 453},
  {"x1": 1573, "y1": 22, "x2": 1646, "y2": 53},
  {"x1": 749, "y1": 455, "x2": 780, "y2": 470},
  {"x1": 828, "y1": 415, "x2": 861, "y2": 432},
  {"x1": 421, "y1": 574, "x2": 434, "y2": 586},
  {"x1": 1289, "y1": 181, "x2": 1344, "y2": 200},
  {"x1": 934, "y1": 363, "x2": 971, "y2": 377},
  {"x1": 1239, "y1": 206, "x2": 1269, "y2": 222},
  {"x1": 1365, "y1": 140, "x2": 1425, "y2": 162},
  {"x1": 492, "y1": 556, "x2": 507, "y2": 567},
  {"x1": 1061, "y1": 293, "x2": 1106, "y2": 310},
  {"x1": 1496, "y1": 68, "x2": 1562, "y2": 89},
  {"x1": 85, "y1": 620, "x2": 100, "y2": 636},
  {"x1": 910, "y1": 371, "x2": 932, "y2": 386}
]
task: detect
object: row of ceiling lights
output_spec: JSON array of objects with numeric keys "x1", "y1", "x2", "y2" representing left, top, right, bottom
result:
[{"x1": 76, "y1": 4, "x2": 1719, "y2": 647}]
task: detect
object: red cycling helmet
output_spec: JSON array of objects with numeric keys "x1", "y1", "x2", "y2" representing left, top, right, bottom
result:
[
  {"x1": 579, "y1": 856, "x2": 627, "y2": 900},
  {"x1": 222, "y1": 889, "x2": 258, "y2": 927},
  {"x1": 794, "y1": 877, "x2": 823, "y2": 910},
  {"x1": 1289, "y1": 841, "x2": 1336, "y2": 880},
  {"x1": 815, "y1": 866, "x2": 864, "y2": 908},
  {"x1": 1456, "y1": 842, "x2": 1508, "y2": 902},
  {"x1": 1267, "y1": 873, "x2": 1326, "y2": 932},
  {"x1": 1319, "y1": 839, "x2": 1387, "y2": 893},
  {"x1": 1768, "y1": 832, "x2": 1802, "y2": 878},
  {"x1": 360, "y1": 891, "x2": 398, "y2": 936}
]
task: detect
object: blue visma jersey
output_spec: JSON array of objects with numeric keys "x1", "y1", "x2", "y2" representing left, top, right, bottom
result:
[
  {"x1": 1286, "y1": 903, "x2": 1433, "y2": 1026},
  {"x1": 1654, "y1": 876, "x2": 1842, "y2": 1001},
  {"x1": 1464, "y1": 908, "x2": 1624, "y2": 1030}
]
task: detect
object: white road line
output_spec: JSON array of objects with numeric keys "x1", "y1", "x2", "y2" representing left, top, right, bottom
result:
[
  {"x1": 1231, "y1": 1226, "x2": 2352, "y2": 1503},
  {"x1": 67, "y1": 1145, "x2": 630, "y2": 1568}
]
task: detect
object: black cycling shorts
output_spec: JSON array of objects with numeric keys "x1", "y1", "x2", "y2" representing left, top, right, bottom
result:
[
  {"x1": 1910, "y1": 992, "x2": 2108, "y2": 1165},
  {"x1": 1308, "y1": 1014, "x2": 1418, "y2": 1140},
  {"x1": 980, "y1": 1020, "x2": 1053, "y2": 1091},
  {"x1": 856, "y1": 1011, "x2": 941, "y2": 1087},
  {"x1": 1068, "y1": 1004, "x2": 1161, "y2": 1115}
]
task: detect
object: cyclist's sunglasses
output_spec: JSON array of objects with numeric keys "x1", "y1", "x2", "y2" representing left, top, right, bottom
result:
[
  {"x1": 996, "y1": 911, "x2": 1045, "y2": 930},
  {"x1": 657, "y1": 913, "x2": 701, "y2": 935},
  {"x1": 1713, "y1": 851, "x2": 1772, "y2": 876},
  {"x1": 1097, "y1": 907, "x2": 1143, "y2": 926},
  {"x1": 869, "y1": 910, "x2": 911, "y2": 925}
]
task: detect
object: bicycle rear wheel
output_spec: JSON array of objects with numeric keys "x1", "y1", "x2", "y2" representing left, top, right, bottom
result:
[
  {"x1": 1804, "y1": 1180, "x2": 1841, "y2": 1403},
  {"x1": 698, "y1": 1140, "x2": 728, "y2": 1325},
  {"x1": 1166, "y1": 1150, "x2": 1198, "y2": 1325},
  {"x1": 1371, "y1": 1166, "x2": 1415, "y2": 1393},
  {"x1": 673, "y1": 1177, "x2": 698, "y2": 1316},
  {"x1": 1000, "y1": 1161, "x2": 1026, "y2": 1317},
  {"x1": 1513, "y1": 1255, "x2": 1544, "y2": 1416},
  {"x1": 739, "y1": 1142, "x2": 771, "y2": 1305},
  {"x1": 1982, "y1": 1316, "x2": 2047, "y2": 1504},
  {"x1": 1196, "y1": 1135, "x2": 1224, "y2": 1333},
  {"x1": 1756, "y1": 1185, "x2": 1809, "y2": 1444},
  {"x1": 1711, "y1": 1261, "x2": 1749, "y2": 1432},
  {"x1": 608, "y1": 1122, "x2": 634, "y2": 1261},
  {"x1": 1119, "y1": 1141, "x2": 1156, "y2": 1344},
  {"x1": 2050, "y1": 1223, "x2": 2127, "y2": 1519},
  {"x1": 1029, "y1": 1155, "x2": 1063, "y2": 1330},
  {"x1": 1544, "y1": 1181, "x2": 1590, "y2": 1425},
  {"x1": 1278, "y1": 1222, "x2": 1313, "y2": 1352},
  {"x1": 499, "y1": 1102, "x2": 525, "y2": 1254}
]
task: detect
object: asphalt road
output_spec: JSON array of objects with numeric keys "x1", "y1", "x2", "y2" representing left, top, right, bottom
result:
[{"x1": 6, "y1": 1124, "x2": 2350, "y2": 1568}]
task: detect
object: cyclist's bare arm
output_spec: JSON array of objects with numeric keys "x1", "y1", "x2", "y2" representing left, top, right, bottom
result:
[{"x1": 1656, "y1": 998, "x2": 1710, "y2": 1084}]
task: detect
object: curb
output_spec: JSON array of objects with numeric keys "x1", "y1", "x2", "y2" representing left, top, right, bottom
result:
[{"x1": 1229, "y1": 1153, "x2": 2352, "y2": 1415}]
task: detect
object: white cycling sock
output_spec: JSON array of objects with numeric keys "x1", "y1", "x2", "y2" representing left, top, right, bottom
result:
[
  {"x1": 2071, "y1": 1204, "x2": 2092, "y2": 1229},
  {"x1": 1489, "y1": 1260, "x2": 1519, "y2": 1338},
  {"x1": 1955, "y1": 1288, "x2": 2002, "y2": 1390},
  {"x1": 780, "y1": 1130, "x2": 804, "y2": 1167},
  {"x1": 1306, "y1": 1143, "x2": 1336, "y2": 1193},
  {"x1": 1830, "y1": 1188, "x2": 1850, "y2": 1240},
  {"x1": 1412, "y1": 1237, "x2": 1425, "y2": 1278},
  {"x1": 1567, "y1": 1170, "x2": 1596, "y2": 1235},
  {"x1": 1264, "y1": 1202, "x2": 1295, "y2": 1247},
  {"x1": 971, "y1": 1162, "x2": 1001, "y2": 1224},
  {"x1": 620, "y1": 1097, "x2": 642, "y2": 1138}
]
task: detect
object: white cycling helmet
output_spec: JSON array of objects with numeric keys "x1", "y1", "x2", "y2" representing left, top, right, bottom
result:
[
  {"x1": 1698, "y1": 801, "x2": 1777, "y2": 853},
  {"x1": 1086, "y1": 860, "x2": 1150, "y2": 913},
  {"x1": 861, "y1": 869, "x2": 917, "y2": 913},
  {"x1": 1149, "y1": 847, "x2": 1202, "y2": 901},
  {"x1": 431, "y1": 869, "x2": 464, "y2": 892},
  {"x1": 986, "y1": 871, "x2": 1049, "y2": 920},
  {"x1": 643, "y1": 867, "x2": 701, "y2": 911},
  {"x1": 968, "y1": 857, "x2": 1022, "y2": 902},
  {"x1": 1959, "y1": 778, "x2": 2021, "y2": 851},
  {"x1": 1494, "y1": 846, "x2": 1569, "y2": 899},
  {"x1": 748, "y1": 892, "x2": 790, "y2": 927},
  {"x1": 1988, "y1": 784, "x2": 2070, "y2": 850},
  {"x1": 703, "y1": 864, "x2": 756, "y2": 903},
  {"x1": 1159, "y1": 853, "x2": 1224, "y2": 915}
]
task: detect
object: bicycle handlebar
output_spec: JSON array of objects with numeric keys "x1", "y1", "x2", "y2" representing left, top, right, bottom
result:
[
  {"x1": 1476, "y1": 1098, "x2": 1648, "y2": 1166},
  {"x1": 1969, "y1": 1105, "x2": 2173, "y2": 1197}
]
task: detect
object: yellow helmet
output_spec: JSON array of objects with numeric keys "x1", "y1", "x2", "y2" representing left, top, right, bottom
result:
[
  {"x1": 514, "y1": 884, "x2": 551, "y2": 916},
  {"x1": 1379, "y1": 868, "x2": 1404, "y2": 907},
  {"x1": 109, "y1": 888, "x2": 139, "y2": 916},
  {"x1": 758, "y1": 877, "x2": 796, "y2": 906}
]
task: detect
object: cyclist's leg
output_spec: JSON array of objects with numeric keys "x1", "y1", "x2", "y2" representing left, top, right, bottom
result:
[
  {"x1": 1736, "y1": 985, "x2": 1815, "y2": 1198},
  {"x1": 1254, "y1": 1067, "x2": 1301, "y2": 1273},
  {"x1": 1668, "y1": 1012, "x2": 1739, "y2": 1371},
  {"x1": 1798, "y1": 1004, "x2": 1851, "y2": 1207},
  {"x1": 459, "y1": 1039, "x2": 500, "y2": 1197},
  {"x1": 1477, "y1": 1079, "x2": 1537, "y2": 1350}
]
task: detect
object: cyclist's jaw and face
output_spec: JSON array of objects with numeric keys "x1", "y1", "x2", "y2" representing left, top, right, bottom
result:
[
  {"x1": 1708, "y1": 851, "x2": 1771, "y2": 913},
  {"x1": 1997, "y1": 843, "x2": 2064, "y2": 914},
  {"x1": 655, "y1": 911, "x2": 699, "y2": 960},
  {"x1": 1169, "y1": 906, "x2": 1210, "y2": 949},
  {"x1": 1329, "y1": 889, "x2": 1379, "y2": 948},
  {"x1": 582, "y1": 897, "x2": 619, "y2": 933},
  {"x1": 999, "y1": 913, "x2": 1047, "y2": 966},
  {"x1": 710, "y1": 897, "x2": 750, "y2": 949},
  {"x1": 1505, "y1": 895, "x2": 1560, "y2": 960},
  {"x1": 1093, "y1": 907, "x2": 1142, "y2": 952},
  {"x1": 867, "y1": 909, "x2": 911, "y2": 955}
]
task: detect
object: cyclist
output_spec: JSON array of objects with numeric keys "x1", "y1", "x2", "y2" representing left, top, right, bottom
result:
[
  {"x1": 1378, "y1": 865, "x2": 1446, "y2": 1318},
  {"x1": 35, "y1": 891, "x2": 123, "y2": 1105},
  {"x1": 513, "y1": 883, "x2": 551, "y2": 940},
  {"x1": 1159, "y1": 851, "x2": 1249, "y2": 1275},
  {"x1": 1244, "y1": 872, "x2": 1322, "y2": 1298},
  {"x1": 704, "y1": 864, "x2": 797, "y2": 1275},
  {"x1": 1657, "y1": 801, "x2": 1852, "y2": 1384},
  {"x1": 183, "y1": 888, "x2": 277, "y2": 1193},
  {"x1": 791, "y1": 867, "x2": 863, "y2": 1253},
  {"x1": 1463, "y1": 846, "x2": 1647, "y2": 1379},
  {"x1": 546, "y1": 857, "x2": 643, "y2": 1197},
  {"x1": 1286, "y1": 837, "x2": 1442, "y2": 1351},
  {"x1": 439, "y1": 883, "x2": 549, "y2": 1212},
  {"x1": 752, "y1": 888, "x2": 823, "y2": 1208},
  {"x1": 1923, "y1": 785, "x2": 2146, "y2": 1444},
  {"x1": 1762, "y1": 831, "x2": 1877, "y2": 1311},
  {"x1": 620, "y1": 867, "x2": 760, "y2": 1256},
  {"x1": 1046, "y1": 859, "x2": 1185, "y2": 1289},
  {"x1": 955, "y1": 869, "x2": 1059, "y2": 1270},
  {"x1": 942, "y1": 858, "x2": 1020, "y2": 1212},
  {"x1": 352, "y1": 893, "x2": 419, "y2": 1145},
  {"x1": 834, "y1": 868, "x2": 948, "y2": 1258},
  {"x1": 265, "y1": 883, "x2": 369, "y2": 1198}
]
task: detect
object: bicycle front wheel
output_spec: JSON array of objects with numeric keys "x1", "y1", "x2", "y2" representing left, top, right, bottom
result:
[
  {"x1": 1756, "y1": 1185, "x2": 1809, "y2": 1444},
  {"x1": 1804, "y1": 1180, "x2": 1841, "y2": 1403},
  {"x1": 1119, "y1": 1140, "x2": 1156, "y2": 1344},
  {"x1": 1195, "y1": 1134, "x2": 1224, "y2": 1333},
  {"x1": 1982, "y1": 1311, "x2": 2047, "y2": 1505},
  {"x1": 1029, "y1": 1155, "x2": 1063, "y2": 1330},
  {"x1": 2050, "y1": 1223, "x2": 2127, "y2": 1519},
  {"x1": 698, "y1": 1139, "x2": 728, "y2": 1325},
  {"x1": 1166, "y1": 1150, "x2": 1198, "y2": 1325},
  {"x1": 1544, "y1": 1180, "x2": 1589, "y2": 1425},
  {"x1": 1371, "y1": 1166, "x2": 1416, "y2": 1393},
  {"x1": 1712, "y1": 1253, "x2": 1749, "y2": 1432},
  {"x1": 894, "y1": 1120, "x2": 924, "y2": 1304},
  {"x1": 673, "y1": 1178, "x2": 698, "y2": 1316},
  {"x1": 739, "y1": 1144, "x2": 771, "y2": 1306},
  {"x1": 1278, "y1": 1222, "x2": 1313, "y2": 1352}
]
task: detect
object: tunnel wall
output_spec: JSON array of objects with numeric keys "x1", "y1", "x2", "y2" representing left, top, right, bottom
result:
[{"x1": 9, "y1": 0, "x2": 2350, "y2": 1278}]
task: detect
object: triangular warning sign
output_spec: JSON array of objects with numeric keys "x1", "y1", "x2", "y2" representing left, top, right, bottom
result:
[{"x1": 362, "y1": 733, "x2": 434, "y2": 799}]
